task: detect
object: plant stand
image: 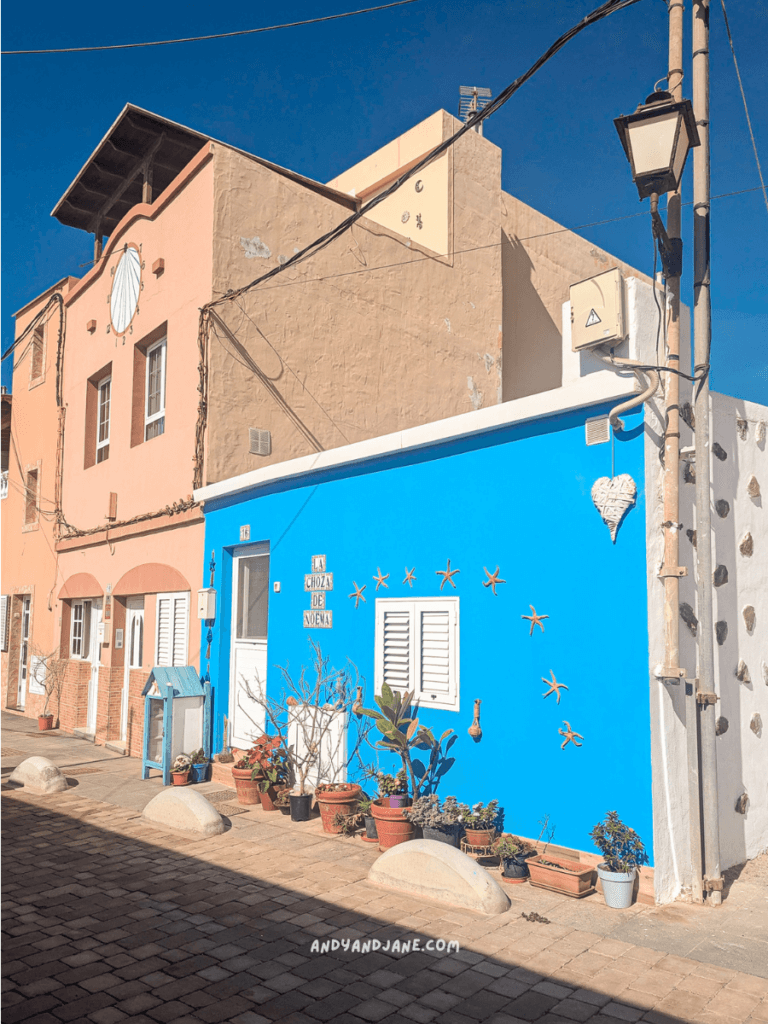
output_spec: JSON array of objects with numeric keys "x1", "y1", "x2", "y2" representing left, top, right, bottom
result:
[{"x1": 460, "y1": 834, "x2": 497, "y2": 861}]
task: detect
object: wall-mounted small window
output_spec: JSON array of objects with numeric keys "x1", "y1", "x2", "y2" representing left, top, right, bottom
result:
[
  {"x1": 70, "y1": 600, "x2": 92, "y2": 659},
  {"x1": 29, "y1": 325, "x2": 45, "y2": 385},
  {"x1": 24, "y1": 468, "x2": 39, "y2": 526},
  {"x1": 96, "y1": 377, "x2": 111, "y2": 463},
  {"x1": 145, "y1": 339, "x2": 166, "y2": 441}
]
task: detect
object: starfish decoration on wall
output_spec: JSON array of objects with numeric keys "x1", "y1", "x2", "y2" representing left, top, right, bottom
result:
[
  {"x1": 435, "y1": 559, "x2": 460, "y2": 591},
  {"x1": 348, "y1": 582, "x2": 367, "y2": 608},
  {"x1": 403, "y1": 567, "x2": 417, "y2": 587},
  {"x1": 521, "y1": 605, "x2": 549, "y2": 636},
  {"x1": 541, "y1": 671, "x2": 568, "y2": 704},
  {"x1": 558, "y1": 721, "x2": 584, "y2": 749},
  {"x1": 482, "y1": 566, "x2": 506, "y2": 596},
  {"x1": 373, "y1": 568, "x2": 389, "y2": 591}
]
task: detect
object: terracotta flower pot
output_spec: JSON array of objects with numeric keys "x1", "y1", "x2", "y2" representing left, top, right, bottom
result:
[
  {"x1": 371, "y1": 797, "x2": 415, "y2": 850},
  {"x1": 315, "y1": 784, "x2": 362, "y2": 833},
  {"x1": 260, "y1": 784, "x2": 290, "y2": 812},
  {"x1": 171, "y1": 771, "x2": 191, "y2": 787},
  {"x1": 231, "y1": 765, "x2": 263, "y2": 805},
  {"x1": 527, "y1": 854, "x2": 596, "y2": 897},
  {"x1": 464, "y1": 827, "x2": 494, "y2": 848},
  {"x1": 37, "y1": 715, "x2": 54, "y2": 731}
]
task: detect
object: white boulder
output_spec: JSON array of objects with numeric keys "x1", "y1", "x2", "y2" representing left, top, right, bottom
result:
[
  {"x1": 9, "y1": 756, "x2": 68, "y2": 795},
  {"x1": 368, "y1": 839, "x2": 510, "y2": 915},
  {"x1": 142, "y1": 787, "x2": 226, "y2": 837}
]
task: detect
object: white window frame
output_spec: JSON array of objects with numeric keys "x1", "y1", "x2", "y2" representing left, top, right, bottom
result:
[
  {"x1": 71, "y1": 600, "x2": 91, "y2": 659},
  {"x1": 144, "y1": 339, "x2": 167, "y2": 441},
  {"x1": 155, "y1": 591, "x2": 190, "y2": 667},
  {"x1": 96, "y1": 376, "x2": 111, "y2": 463},
  {"x1": 374, "y1": 597, "x2": 460, "y2": 712},
  {"x1": 0, "y1": 595, "x2": 9, "y2": 651}
]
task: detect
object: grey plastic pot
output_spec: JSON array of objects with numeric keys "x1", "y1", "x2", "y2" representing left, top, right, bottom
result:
[
  {"x1": 423, "y1": 824, "x2": 460, "y2": 847},
  {"x1": 597, "y1": 864, "x2": 636, "y2": 909}
]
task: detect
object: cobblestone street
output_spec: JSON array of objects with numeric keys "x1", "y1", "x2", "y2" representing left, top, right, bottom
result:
[{"x1": 3, "y1": 715, "x2": 768, "y2": 1024}]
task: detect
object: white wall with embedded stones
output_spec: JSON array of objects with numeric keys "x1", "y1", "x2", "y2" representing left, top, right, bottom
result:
[
  {"x1": 709, "y1": 394, "x2": 768, "y2": 870},
  {"x1": 645, "y1": 385, "x2": 768, "y2": 903}
]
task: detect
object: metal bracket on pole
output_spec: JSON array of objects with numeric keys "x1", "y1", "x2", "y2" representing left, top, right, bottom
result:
[
  {"x1": 656, "y1": 666, "x2": 687, "y2": 684},
  {"x1": 696, "y1": 691, "x2": 719, "y2": 706},
  {"x1": 658, "y1": 566, "x2": 688, "y2": 578},
  {"x1": 651, "y1": 206, "x2": 684, "y2": 278},
  {"x1": 704, "y1": 876, "x2": 724, "y2": 892}
]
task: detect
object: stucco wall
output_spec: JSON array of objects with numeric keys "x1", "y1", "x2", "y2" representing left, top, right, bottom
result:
[
  {"x1": 206, "y1": 117, "x2": 504, "y2": 484},
  {"x1": 1, "y1": 279, "x2": 76, "y2": 709},
  {"x1": 500, "y1": 193, "x2": 655, "y2": 402},
  {"x1": 201, "y1": 402, "x2": 651, "y2": 859},
  {"x1": 59, "y1": 153, "x2": 214, "y2": 525}
]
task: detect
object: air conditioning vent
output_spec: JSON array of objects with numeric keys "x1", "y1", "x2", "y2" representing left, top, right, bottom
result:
[
  {"x1": 249, "y1": 428, "x2": 272, "y2": 456},
  {"x1": 585, "y1": 415, "x2": 610, "y2": 446}
]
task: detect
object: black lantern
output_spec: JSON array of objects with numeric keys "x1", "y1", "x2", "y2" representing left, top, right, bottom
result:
[{"x1": 614, "y1": 90, "x2": 700, "y2": 200}]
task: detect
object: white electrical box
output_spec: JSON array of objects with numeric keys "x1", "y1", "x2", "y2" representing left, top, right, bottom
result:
[
  {"x1": 197, "y1": 588, "x2": 217, "y2": 620},
  {"x1": 570, "y1": 268, "x2": 625, "y2": 351}
]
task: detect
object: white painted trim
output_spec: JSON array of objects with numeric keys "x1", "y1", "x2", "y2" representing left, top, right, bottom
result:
[{"x1": 195, "y1": 374, "x2": 636, "y2": 504}]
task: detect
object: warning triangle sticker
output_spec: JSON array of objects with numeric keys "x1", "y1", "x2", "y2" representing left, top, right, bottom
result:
[{"x1": 585, "y1": 308, "x2": 602, "y2": 327}]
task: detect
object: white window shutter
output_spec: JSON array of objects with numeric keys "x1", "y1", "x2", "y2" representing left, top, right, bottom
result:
[
  {"x1": 379, "y1": 603, "x2": 412, "y2": 691},
  {"x1": 172, "y1": 595, "x2": 188, "y2": 666},
  {"x1": 375, "y1": 597, "x2": 459, "y2": 712},
  {"x1": 156, "y1": 592, "x2": 189, "y2": 666},
  {"x1": 0, "y1": 596, "x2": 8, "y2": 652},
  {"x1": 156, "y1": 597, "x2": 171, "y2": 665}
]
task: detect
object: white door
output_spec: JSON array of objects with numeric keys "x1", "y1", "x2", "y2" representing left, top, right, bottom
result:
[
  {"x1": 122, "y1": 598, "x2": 144, "y2": 742},
  {"x1": 229, "y1": 544, "x2": 270, "y2": 749},
  {"x1": 17, "y1": 597, "x2": 30, "y2": 710},
  {"x1": 86, "y1": 599, "x2": 103, "y2": 734}
]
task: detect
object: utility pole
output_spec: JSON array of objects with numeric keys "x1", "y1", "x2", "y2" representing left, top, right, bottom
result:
[{"x1": 692, "y1": 0, "x2": 723, "y2": 906}]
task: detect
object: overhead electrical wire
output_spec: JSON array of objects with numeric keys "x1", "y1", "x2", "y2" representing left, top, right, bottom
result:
[
  {"x1": 207, "y1": 0, "x2": 645, "y2": 312},
  {"x1": 1, "y1": 0, "x2": 422, "y2": 55}
]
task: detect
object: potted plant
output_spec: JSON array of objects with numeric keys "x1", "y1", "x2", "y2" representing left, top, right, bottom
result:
[
  {"x1": 590, "y1": 811, "x2": 649, "y2": 909},
  {"x1": 315, "y1": 782, "x2": 363, "y2": 833},
  {"x1": 457, "y1": 800, "x2": 500, "y2": 849},
  {"x1": 249, "y1": 735, "x2": 289, "y2": 811},
  {"x1": 28, "y1": 645, "x2": 65, "y2": 731},
  {"x1": 493, "y1": 835, "x2": 536, "y2": 883},
  {"x1": 231, "y1": 746, "x2": 264, "y2": 805},
  {"x1": 526, "y1": 815, "x2": 596, "y2": 897},
  {"x1": 170, "y1": 754, "x2": 192, "y2": 786},
  {"x1": 404, "y1": 795, "x2": 461, "y2": 847},
  {"x1": 358, "y1": 796, "x2": 378, "y2": 842},
  {"x1": 188, "y1": 748, "x2": 210, "y2": 784},
  {"x1": 377, "y1": 770, "x2": 409, "y2": 808},
  {"x1": 358, "y1": 683, "x2": 456, "y2": 851},
  {"x1": 237, "y1": 640, "x2": 373, "y2": 822}
]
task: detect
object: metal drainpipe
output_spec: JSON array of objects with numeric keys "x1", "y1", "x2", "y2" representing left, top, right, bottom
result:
[{"x1": 693, "y1": 0, "x2": 722, "y2": 906}]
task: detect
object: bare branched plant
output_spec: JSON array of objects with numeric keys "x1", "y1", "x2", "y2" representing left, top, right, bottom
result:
[
  {"x1": 28, "y1": 643, "x2": 67, "y2": 720},
  {"x1": 237, "y1": 639, "x2": 372, "y2": 795}
]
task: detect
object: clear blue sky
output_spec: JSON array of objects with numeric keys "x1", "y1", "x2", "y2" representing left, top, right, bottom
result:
[{"x1": 3, "y1": 0, "x2": 766, "y2": 403}]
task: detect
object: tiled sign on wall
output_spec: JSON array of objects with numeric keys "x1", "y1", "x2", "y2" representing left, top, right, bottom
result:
[{"x1": 304, "y1": 554, "x2": 332, "y2": 628}]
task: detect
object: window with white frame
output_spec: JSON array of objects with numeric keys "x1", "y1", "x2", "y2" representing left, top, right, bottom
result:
[
  {"x1": 0, "y1": 595, "x2": 9, "y2": 651},
  {"x1": 374, "y1": 597, "x2": 460, "y2": 711},
  {"x1": 144, "y1": 339, "x2": 166, "y2": 441},
  {"x1": 155, "y1": 592, "x2": 189, "y2": 666},
  {"x1": 70, "y1": 600, "x2": 91, "y2": 659},
  {"x1": 96, "y1": 377, "x2": 111, "y2": 463}
]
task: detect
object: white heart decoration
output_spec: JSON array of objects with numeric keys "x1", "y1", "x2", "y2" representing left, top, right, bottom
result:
[{"x1": 591, "y1": 473, "x2": 637, "y2": 542}]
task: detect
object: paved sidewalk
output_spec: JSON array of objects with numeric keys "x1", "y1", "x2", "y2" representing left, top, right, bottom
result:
[{"x1": 3, "y1": 714, "x2": 768, "y2": 1024}]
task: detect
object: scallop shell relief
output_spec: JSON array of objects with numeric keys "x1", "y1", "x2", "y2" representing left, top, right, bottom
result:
[{"x1": 591, "y1": 473, "x2": 637, "y2": 542}]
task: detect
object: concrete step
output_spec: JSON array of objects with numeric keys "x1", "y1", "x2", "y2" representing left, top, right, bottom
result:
[
  {"x1": 73, "y1": 729, "x2": 95, "y2": 743},
  {"x1": 105, "y1": 741, "x2": 126, "y2": 755}
]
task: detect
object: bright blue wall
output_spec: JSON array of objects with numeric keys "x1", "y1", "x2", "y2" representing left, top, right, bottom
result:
[{"x1": 202, "y1": 403, "x2": 652, "y2": 860}]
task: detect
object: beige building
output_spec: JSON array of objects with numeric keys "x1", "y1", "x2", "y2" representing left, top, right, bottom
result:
[{"x1": 2, "y1": 104, "x2": 649, "y2": 749}]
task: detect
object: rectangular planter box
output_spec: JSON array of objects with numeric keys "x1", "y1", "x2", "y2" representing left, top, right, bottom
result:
[{"x1": 527, "y1": 854, "x2": 596, "y2": 897}]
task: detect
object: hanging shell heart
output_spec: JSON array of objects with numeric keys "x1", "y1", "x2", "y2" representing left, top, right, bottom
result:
[{"x1": 591, "y1": 473, "x2": 637, "y2": 542}]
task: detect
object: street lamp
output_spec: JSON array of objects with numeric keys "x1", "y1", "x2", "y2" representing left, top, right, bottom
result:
[{"x1": 614, "y1": 89, "x2": 700, "y2": 277}]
